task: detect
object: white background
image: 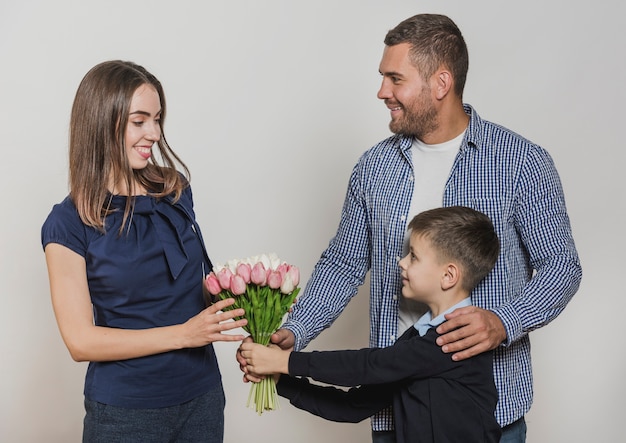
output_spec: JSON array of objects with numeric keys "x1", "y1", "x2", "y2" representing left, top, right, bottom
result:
[{"x1": 1, "y1": 1, "x2": 624, "y2": 442}]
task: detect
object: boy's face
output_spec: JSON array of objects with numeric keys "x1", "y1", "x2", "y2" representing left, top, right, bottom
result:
[{"x1": 398, "y1": 233, "x2": 445, "y2": 303}]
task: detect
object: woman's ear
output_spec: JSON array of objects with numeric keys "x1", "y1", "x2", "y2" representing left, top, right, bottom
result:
[{"x1": 441, "y1": 263, "x2": 460, "y2": 290}]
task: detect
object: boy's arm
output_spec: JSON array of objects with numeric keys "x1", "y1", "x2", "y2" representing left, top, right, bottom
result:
[
  {"x1": 276, "y1": 374, "x2": 393, "y2": 423},
  {"x1": 240, "y1": 341, "x2": 394, "y2": 423},
  {"x1": 244, "y1": 330, "x2": 462, "y2": 388},
  {"x1": 289, "y1": 329, "x2": 459, "y2": 387}
]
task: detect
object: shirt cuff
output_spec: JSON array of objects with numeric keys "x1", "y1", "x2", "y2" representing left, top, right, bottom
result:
[
  {"x1": 491, "y1": 304, "x2": 523, "y2": 346},
  {"x1": 281, "y1": 320, "x2": 308, "y2": 351}
]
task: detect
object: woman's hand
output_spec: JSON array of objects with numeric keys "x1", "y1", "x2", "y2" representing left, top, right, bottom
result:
[{"x1": 180, "y1": 298, "x2": 247, "y2": 348}]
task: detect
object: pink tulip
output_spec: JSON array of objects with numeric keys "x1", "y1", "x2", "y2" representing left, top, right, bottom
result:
[
  {"x1": 287, "y1": 266, "x2": 300, "y2": 287},
  {"x1": 230, "y1": 274, "x2": 247, "y2": 296},
  {"x1": 280, "y1": 272, "x2": 295, "y2": 294},
  {"x1": 216, "y1": 268, "x2": 233, "y2": 291},
  {"x1": 236, "y1": 263, "x2": 252, "y2": 284},
  {"x1": 276, "y1": 263, "x2": 289, "y2": 279},
  {"x1": 205, "y1": 273, "x2": 222, "y2": 296},
  {"x1": 267, "y1": 270, "x2": 282, "y2": 289},
  {"x1": 250, "y1": 262, "x2": 267, "y2": 285}
]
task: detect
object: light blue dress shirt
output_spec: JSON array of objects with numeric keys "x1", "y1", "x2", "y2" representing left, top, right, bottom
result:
[{"x1": 414, "y1": 297, "x2": 472, "y2": 337}]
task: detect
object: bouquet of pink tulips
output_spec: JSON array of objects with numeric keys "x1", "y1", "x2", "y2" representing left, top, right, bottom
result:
[{"x1": 204, "y1": 253, "x2": 300, "y2": 415}]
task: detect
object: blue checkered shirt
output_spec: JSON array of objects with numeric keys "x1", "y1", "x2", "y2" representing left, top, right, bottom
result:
[{"x1": 282, "y1": 104, "x2": 582, "y2": 429}]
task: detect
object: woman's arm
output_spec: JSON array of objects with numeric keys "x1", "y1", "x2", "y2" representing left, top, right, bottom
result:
[{"x1": 45, "y1": 243, "x2": 247, "y2": 362}]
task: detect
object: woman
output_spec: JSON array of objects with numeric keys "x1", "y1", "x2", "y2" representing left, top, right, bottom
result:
[{"x1": 41, "y1": 60, "x2": 246, "y2": 442}]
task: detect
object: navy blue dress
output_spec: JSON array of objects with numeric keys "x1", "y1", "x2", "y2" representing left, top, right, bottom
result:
[{"x1": 41, "y1": 185, "x2": 221, "y2": 408}]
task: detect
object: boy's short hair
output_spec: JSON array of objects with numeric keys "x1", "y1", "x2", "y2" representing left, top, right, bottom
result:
[{"x1": 408, "y1": 206, "x2": 500, "y2": 291}]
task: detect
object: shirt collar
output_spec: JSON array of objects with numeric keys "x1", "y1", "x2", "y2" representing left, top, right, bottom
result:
[
  {"x1": 396, "y1": 103, "x2": 482, "y2": 157},
  {"x1": 462, "y1": 103, "x2": 483, "y2": 152},
  {"x1": 414, "y1": 297, "x2": 472, "y2": 336}
]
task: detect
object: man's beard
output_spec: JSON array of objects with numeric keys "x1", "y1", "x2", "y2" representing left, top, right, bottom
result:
[{"x1": 389, "y1": 88, "x2": 438, "y2": 140}]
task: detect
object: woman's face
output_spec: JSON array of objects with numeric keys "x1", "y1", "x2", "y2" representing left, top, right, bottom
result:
[{"x1": 124, "y1": 83, "x2": 161, "y2": 170}]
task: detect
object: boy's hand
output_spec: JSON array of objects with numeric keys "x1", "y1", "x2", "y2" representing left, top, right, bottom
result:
[
  {"x1": 236, "y1": 337, "x2": 264, "y2": 383},
  {"x1": 239, "y1": 342, "x2": 290, "y2": 375},
  {"x1": 435, "y1": 306, "x2": 506, "y2": 361},
  {"x1": 237, "y1": 329, "x2": 295, "y2": 383}
]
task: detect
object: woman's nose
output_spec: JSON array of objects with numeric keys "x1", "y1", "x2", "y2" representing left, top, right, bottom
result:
[{"x1": 147, "y1": 122, "x2": 161, "y2": 141}]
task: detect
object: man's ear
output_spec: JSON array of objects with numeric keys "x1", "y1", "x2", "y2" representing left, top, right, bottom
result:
[
  {"x1": 432, "y1": 69, "x2": 453, "y2": 100},
  {"x1": 441, "y1": 263, "x2": 460, "y2": 290}
]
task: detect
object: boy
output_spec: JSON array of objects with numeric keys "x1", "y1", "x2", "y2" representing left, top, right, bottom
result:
[{"x1": 240, "y1": 206, "x2": 502, "y2": 442}]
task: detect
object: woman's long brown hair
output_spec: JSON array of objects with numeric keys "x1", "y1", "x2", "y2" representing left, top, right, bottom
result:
[{"x1": 69, "y1": 60, "x2": 189, "y2": 233}]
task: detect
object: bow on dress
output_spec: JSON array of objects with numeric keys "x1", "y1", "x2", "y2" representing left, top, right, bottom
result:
[{"x1": 130, "y1": 196, "x2": 190, "y2": 280}]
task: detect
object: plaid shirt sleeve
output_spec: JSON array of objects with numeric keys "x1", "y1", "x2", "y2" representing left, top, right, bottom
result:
[{"x1": 282, "y1": 154, "x2": 373, "y2": 352}]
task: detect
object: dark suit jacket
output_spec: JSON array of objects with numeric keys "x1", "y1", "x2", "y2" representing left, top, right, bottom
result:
[{"x1": 278, "y1": 326, "x2": 501, "y2": 443}]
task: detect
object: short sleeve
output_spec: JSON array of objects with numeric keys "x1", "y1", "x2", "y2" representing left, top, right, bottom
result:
[{"x1": 41, "y1": 196, "x2": 89, "y2": 257}]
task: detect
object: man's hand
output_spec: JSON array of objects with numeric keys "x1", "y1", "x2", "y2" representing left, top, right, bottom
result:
[
  {"x1": 236, "y1": 328, "x2": 295, "y2": 382},
  {"x1": 435, "y1": 306, "x2": 506, "y2": 361},
  {"x1": 270, "y1": 328, "x2": 296, "y2": 350}
]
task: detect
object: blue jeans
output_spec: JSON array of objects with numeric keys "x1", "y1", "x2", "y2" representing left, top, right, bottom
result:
[
  {"x1": 372, "y1": 417, "x2": 526, "y2": 443},
  {"x1": 83, "y1": 383, "x2": 225, "y2": 443},
  {"x1": 371, "y1": 431, "x2": 396, "y2": 443},
  {"x1": 500, "y1": 417, "x2": 527, "y2": 443}
]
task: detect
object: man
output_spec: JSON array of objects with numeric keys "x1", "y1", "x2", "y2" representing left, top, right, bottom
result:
[{"x1": 239, "y1": 13, "x2": 581, "y2": 443}]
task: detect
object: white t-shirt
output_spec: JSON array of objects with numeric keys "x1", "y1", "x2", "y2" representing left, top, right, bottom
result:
[{"x1": 397, "y1": 131, "x2": 465, "y2": 333}]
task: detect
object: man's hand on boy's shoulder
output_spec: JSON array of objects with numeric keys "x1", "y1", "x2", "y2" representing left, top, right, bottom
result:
[{"x1": 435, "y1": 306, "x2": 506, "y2": 361}]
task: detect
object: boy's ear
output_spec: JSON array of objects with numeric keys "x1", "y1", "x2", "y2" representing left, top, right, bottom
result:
[{"x1": 441, "y1": 263, "x2": 460, "y2": 290}]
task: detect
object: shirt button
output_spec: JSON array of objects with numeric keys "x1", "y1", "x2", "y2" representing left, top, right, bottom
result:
[
  {"x1": 408, "y1": 176, "x2": 414, "y2": 182},
  {"x1": 392, "y1": 294, "x2": 398, "y2": 301},
  {"x1": 400, "y1": 215, "x2": 406, "y2": 221},
  {"x1": 390, "y1": 334, "x2": 395, "y2": 342}
]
